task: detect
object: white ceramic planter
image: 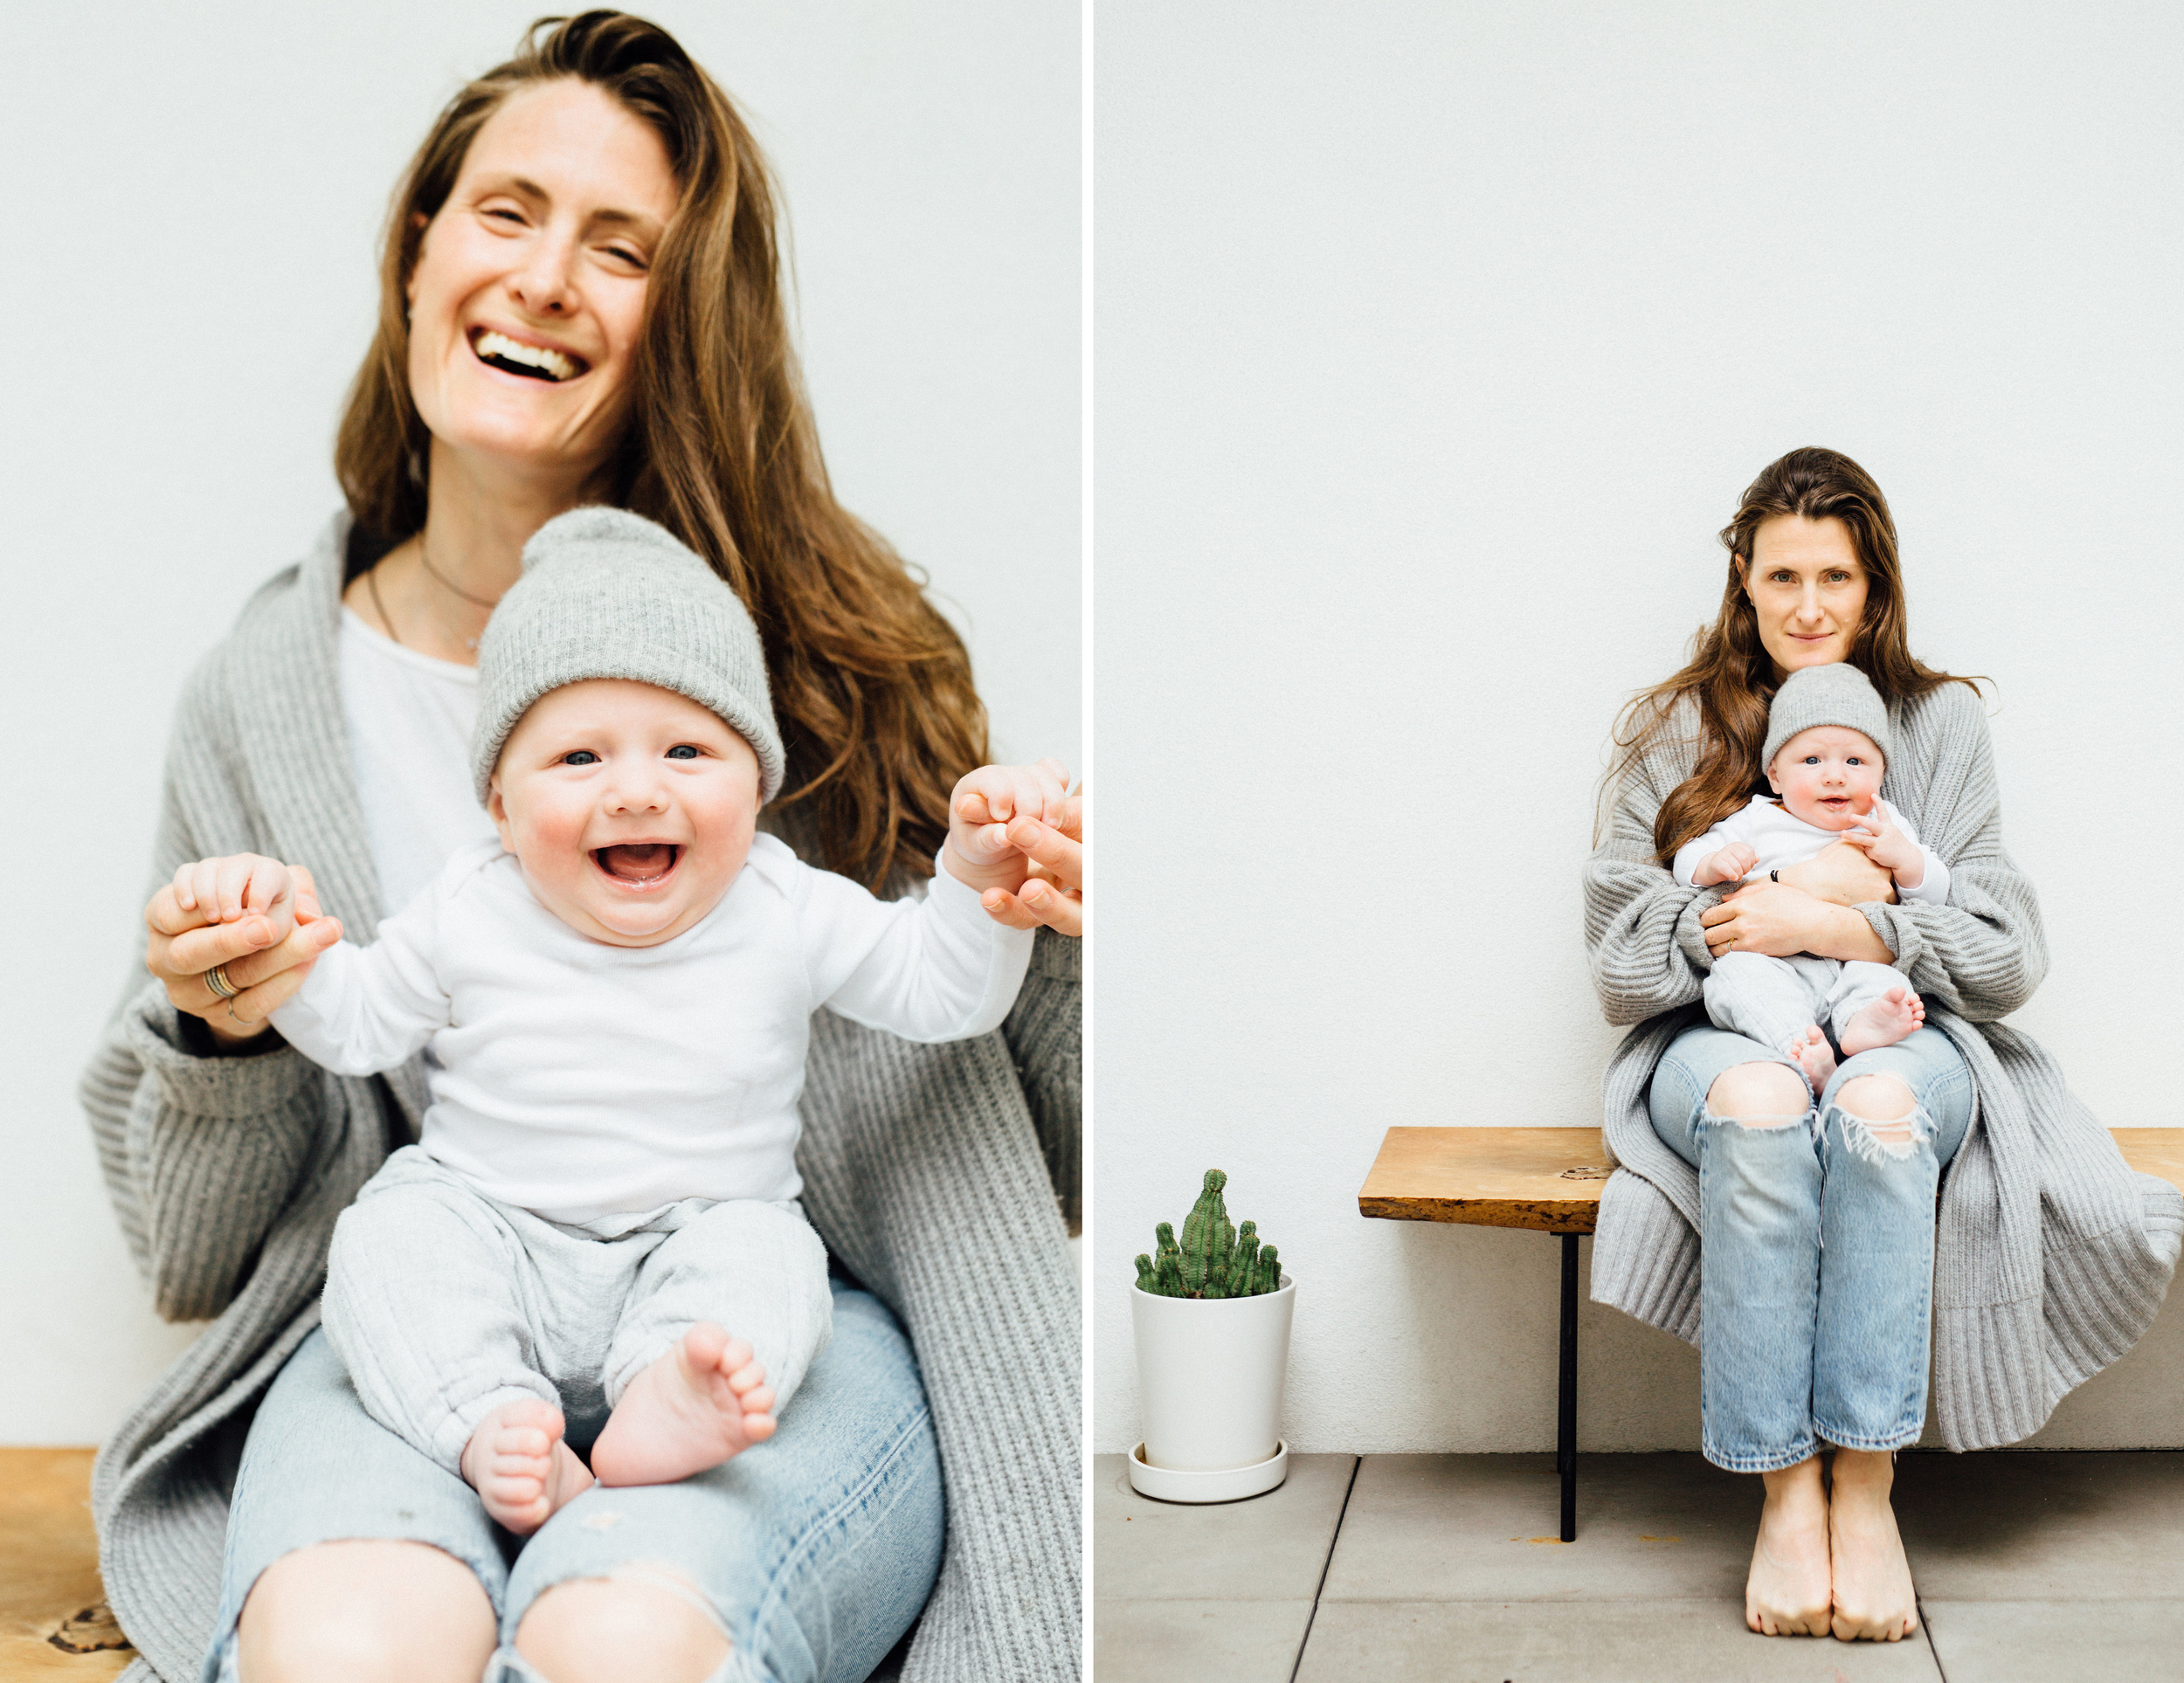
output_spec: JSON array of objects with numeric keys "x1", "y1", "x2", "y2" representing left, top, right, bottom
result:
[{"x1": 1129, "y1": 1275, "x2": 1294, "y2": 1502}]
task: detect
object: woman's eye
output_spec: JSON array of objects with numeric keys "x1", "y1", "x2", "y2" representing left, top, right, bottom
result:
[
  {"x1": 666, "y1": 744, "x2": 698, "y2": 761},
  {"x1": 563, "y1": 750, "x2": 598, "y2": 766}
]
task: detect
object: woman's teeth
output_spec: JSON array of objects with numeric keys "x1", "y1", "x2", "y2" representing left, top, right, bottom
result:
[{"x1": 474, "y1": 329, "x2": 578, "y2": 382}]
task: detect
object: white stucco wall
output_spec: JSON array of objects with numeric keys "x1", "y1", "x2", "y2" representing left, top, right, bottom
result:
[
  {"x1": 1093, "y1": 3, "x2": 2184, "y2": 1454},
  {"x1": 0, "y1": 1, "x2": 1078, "y2": 1444}
]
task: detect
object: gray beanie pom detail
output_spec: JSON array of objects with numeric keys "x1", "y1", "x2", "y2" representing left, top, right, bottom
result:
[
  {"x1": 1761, "y1": 663, "x2": 1891, "y2": 773},
  {"x1": 469, "y1": 507, "x2": 786, "y2": 806}
]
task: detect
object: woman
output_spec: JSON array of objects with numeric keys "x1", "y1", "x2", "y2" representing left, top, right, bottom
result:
[
  {"x1": 1583, "y1": 447, "x2": 2178, "y2": 1642},
  {"x1": 80, "y1": 15, "x2": 1081, "y2": 1683}
]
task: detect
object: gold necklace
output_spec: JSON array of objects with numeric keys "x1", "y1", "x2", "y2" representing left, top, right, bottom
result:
[{"x1": 417, "y1": 535, "x2": 501, "y2": 653}]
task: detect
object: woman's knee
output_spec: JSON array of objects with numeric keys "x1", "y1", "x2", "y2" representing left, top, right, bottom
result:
[
  {"x1": 1835, "y1": 1073, "x2": 1918, "y2": 1150},
  {"x1": 238, "y1": 1540, "x2": 494, "y2": 1683},
  {"x1": 1706, "y1": 1060, "x2": 1812, "y2": 1127},
  {"x1": 514, "y1": 1574, "x2": 729, "y2": 1683}
]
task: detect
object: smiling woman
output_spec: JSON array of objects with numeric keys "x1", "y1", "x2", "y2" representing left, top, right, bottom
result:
[
  {"x1": 78, "y1": 12, "x2": 1080, "y2": 1683},
  {"x1": 1584, "y1": 445, "x2": 2179, "y2": 1645}
]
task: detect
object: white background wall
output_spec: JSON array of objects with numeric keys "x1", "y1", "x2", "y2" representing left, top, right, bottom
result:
[
  {"x1": 1094, "y1": 3, "x2": 2184, "y2": 1455},
  {"x1": 0, "y1": 1, "x2": 1078, "y2": 1444}
]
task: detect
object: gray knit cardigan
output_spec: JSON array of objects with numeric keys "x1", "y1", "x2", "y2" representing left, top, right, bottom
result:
[
  {"x1": 79, "y1": 519, "x2": 1081, "y2": 1683},
  {"x1": 1585, "y1": 680, "x2": 2181, "y2": 1450}
]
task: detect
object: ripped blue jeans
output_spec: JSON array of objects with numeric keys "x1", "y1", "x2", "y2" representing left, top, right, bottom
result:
[{"x1": 1649, "y1": 1024, "x2": 1973, "y2": 1473}]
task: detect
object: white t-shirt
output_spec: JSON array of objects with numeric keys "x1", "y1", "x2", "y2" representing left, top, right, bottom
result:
[
  {"x1": 1671, "y1": 794, "x2": 1951, "y2": 907},
  {"x1": 336, "y1": 610, "x2": 498, "y2": 913},
  {"x1": 272, "y1": 837, "x2": 1032, "y2": 1230}
]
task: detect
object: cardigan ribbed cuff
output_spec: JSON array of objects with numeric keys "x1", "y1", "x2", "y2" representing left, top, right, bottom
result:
[{"x1": 122, "y1": 980, "x2": 321, "y2": 1120}]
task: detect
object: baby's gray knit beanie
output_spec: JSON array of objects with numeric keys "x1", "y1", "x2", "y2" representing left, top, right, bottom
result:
[
  {"x1": 1762, "y1": 663, "x2": 1891, "y2": 771},
  {"x1": 469, "y1": 507, "x2": 785, "y2": 806}
]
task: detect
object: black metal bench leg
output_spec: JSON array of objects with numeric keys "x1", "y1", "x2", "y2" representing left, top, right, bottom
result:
[{"x1": 1559, "y1": 1231, "x2": 1577, "y2": 1542}]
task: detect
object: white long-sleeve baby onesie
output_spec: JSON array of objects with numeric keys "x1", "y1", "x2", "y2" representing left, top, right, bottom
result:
[
  {"x1": 1671, "y1": 795, "x2": 1952, "y2": 906},
  {"x1": 270, "y1": 834, "x2": 1033, "y2": 1468},
  {"x1": 274, "y1": 833, "x2": 1033, "y2": 1227}
]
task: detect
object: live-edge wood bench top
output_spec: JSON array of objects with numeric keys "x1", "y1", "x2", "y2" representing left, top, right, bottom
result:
[{"x1": 1358, "y1": 1126, "x2": 2184, "y2": 1236}]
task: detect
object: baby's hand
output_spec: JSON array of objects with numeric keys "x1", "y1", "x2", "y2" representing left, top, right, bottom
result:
[
  {"x1": 1692, "y1": 842, "x2": 1759, "y2": 887},
  {"x1": 168, "y1": 854, "x2": 301, "y2": 947},
  {"x1": 943, "y1": 758, "x2": 1071, "y2": 894},
  {"x1": 1839, "y1": 801, "x2": 1922, "y2": 887}
]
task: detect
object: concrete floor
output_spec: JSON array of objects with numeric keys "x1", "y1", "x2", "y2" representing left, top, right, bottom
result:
[{"x1": 1093, "y1": 1450, "x2": 2184, "y2": 1680}]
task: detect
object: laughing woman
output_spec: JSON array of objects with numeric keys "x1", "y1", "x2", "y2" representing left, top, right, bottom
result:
[
  {"x1": 1582, "y1": 446, "x2": 2179, "y2": 1643},
  {"x1": 80, "y1": 15, "x2": 1080, "y2": 1683}
]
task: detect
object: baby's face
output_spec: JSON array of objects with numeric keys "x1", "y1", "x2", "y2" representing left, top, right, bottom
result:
[
  {"x1": 488, "y1": 678, "x2": 761, "y2": 947},
  {"x1": 1767, "y1": 725, "x2": 1883, "y2": 830}
]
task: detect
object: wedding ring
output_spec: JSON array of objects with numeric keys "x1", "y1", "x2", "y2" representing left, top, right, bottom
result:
[{"x1": 205, "y1": 963, "x2": 240, "y2": 1001}]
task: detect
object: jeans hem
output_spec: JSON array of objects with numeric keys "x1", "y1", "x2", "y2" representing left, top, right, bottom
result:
[
  {"x1": 1702, "y1": 1439, "x2": 1819, "y2": 1475},
  {"x1": 1813, "y1": 1424, "x2": 1924, "y2": 1454}
]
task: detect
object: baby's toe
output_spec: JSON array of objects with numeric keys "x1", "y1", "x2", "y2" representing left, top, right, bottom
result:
[{"x1": 739, "y1": 1384, "x2": 777, "y2": 1417}]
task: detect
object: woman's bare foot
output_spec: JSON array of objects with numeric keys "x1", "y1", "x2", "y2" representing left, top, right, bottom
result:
[
  {"x1": 1839, "y1": 987, "x2": 1925, "y2": 1058},
  {"x1": 590, "y1": 1322, "x2": 778, "y2": 1487},
  {"x1": 1828, "y1": 1449, "x2": 1918, "y2": 1641},
  {"x1": 1747, "y1": 1456, "x2": 1833, "y2": 1636},
  {"x1": 1787, "y1": 1025, "x2": 1836, "y2": 1096},
  {"x1": 460, "y1": 1398, "x2": 595, "y2": 1535}
]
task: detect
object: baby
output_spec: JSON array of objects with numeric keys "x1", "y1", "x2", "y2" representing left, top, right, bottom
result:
[
  {"x1": 1672, "y1": 663, "x2": 1949, "y2": 1095},
  {"x1": 169, "y1": 509, "x2": 1055, "y2": 1533}
]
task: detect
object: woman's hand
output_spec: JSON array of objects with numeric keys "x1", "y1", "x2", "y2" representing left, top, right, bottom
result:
[
  {"x1": 144, "y1": 863, "x2": 342, "y2": 1046},
  {"x1": 1701, "y1": 879, "x2": 1894, "y2": 964},
  {"x1": 1773, "y1": 841, "x2": 1898, "y2": 908},
  {"x1": 979, "y1": 784, "x2": 1083, "y2": 940}
]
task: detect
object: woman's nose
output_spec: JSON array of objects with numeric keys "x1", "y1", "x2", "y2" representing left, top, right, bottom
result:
[{"x1": 509, "y1": 231, "x2": 580, "y2": 317}]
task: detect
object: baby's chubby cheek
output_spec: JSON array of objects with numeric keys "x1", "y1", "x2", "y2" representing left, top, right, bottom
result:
[{"x1": 498, "y1": 793, "x2": 598, "y2": 899}]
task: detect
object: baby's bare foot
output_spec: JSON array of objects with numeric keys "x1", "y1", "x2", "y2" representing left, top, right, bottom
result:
[
  {"x1": 460, "y1": 1397, "x2": 594, "y2": 1535},
  {"x1": 1787, "y1": 1025, "x2": 1836, "y2": 1096},
  {"x1": 1839, "y1": 987, "x2": 1925, "y2": 1058},
  {"x1": 1828, "y1": 1452, "x2": 1918, "y2": 1641},
  {"x1": 1747, "y1": 1461, "x2": 1833, "y2": 1636},
  {"x1": 590, "y1": 1322, "x2": 778, "y2": 1487}
]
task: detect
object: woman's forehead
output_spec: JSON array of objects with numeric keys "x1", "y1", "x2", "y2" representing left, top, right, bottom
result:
[{"x1": 458, "y1": 79, "x2": 679, "y2": 231}]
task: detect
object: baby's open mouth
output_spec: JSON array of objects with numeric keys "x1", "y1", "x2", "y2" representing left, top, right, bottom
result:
[
  {"x1": 471, "y1": 328, "x2": 587, "y2": 383},
  {"x1": 593, "y1": 843, "x2": 680, "y2": 885}
]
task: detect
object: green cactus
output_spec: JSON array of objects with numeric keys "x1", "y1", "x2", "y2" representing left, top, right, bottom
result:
[{"x1": 1132, "y1": 1170, "x2": 1289, "y2": 1298}]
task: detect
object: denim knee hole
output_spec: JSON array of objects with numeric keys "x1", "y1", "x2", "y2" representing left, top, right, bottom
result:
[{"x1": 1828, "y1": 1100, "x2": 1932, "y2": 1166}]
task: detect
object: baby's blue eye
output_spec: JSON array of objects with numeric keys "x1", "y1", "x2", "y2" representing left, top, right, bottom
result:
[
  {"x1": 563, "y1": 750, "x2": 599, "y2": 767},
  {"x1": 666, "y1": 744, "x2": 698, "y2": 761}
]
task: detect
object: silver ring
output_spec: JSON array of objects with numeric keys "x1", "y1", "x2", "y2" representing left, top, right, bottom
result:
[{"x1": 205, "y1": 963, "x2": 239, "y2": 1001}]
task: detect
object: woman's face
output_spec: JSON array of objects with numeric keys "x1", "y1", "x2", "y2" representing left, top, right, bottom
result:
[
  {"x1": 1738, "y1": 514, "x2": 1870, "y2": 680},
  {"x1": 404, "y1": 79, "x2": 681, "y2": 492}
]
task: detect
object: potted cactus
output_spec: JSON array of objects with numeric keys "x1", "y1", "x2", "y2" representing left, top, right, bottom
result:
[{"x1": 1128, "y1": 1169, "x2": 1296, "y2": 1502}]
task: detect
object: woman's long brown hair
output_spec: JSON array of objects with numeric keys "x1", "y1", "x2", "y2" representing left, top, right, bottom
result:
[
  {"x1": 1603, "y1": 446, "x2": 1982, "y2": 865},
  {"x1": 336, "y1": 11, "x2": 987, "y2": 888}
]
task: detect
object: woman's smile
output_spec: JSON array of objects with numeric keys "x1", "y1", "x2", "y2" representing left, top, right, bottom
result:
[{"x1": 470, "y1": 326, "x2": 589, "y2": 383}]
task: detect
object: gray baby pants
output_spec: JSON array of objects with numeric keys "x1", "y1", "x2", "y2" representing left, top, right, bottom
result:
[
  {"x1": 1703, "y1": 950, "x2": 1916, "y2": 1056},
  {"x1": 321, "y1": 1145, "x2": 833, "y2": 1475}
]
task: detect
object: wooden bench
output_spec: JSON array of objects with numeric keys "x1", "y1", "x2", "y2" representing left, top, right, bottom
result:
[
  {"x1": 1357, "y1": 1126, "x2": 2184, "y2": 1542},
  {"x1": 0, "y1": 1448, "x2": 131, "y2": 1680}
]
